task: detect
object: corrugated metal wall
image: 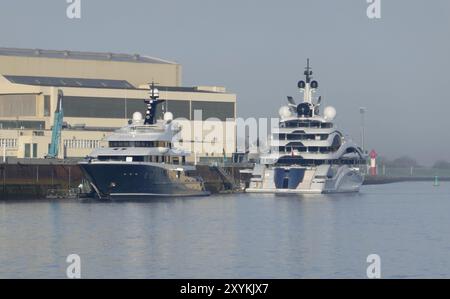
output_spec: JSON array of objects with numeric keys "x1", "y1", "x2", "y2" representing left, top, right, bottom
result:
[{"x1": 0, "y1": 94, "x2": 37, "y2": 117}]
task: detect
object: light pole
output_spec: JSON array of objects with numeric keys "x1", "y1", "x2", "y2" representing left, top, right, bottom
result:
[
  {"x1": 2, "y1": 142, "x2": 5, "y2": 163},
  {"x1": 360, "y1": 107, "x2": 366, "y2": 153}
]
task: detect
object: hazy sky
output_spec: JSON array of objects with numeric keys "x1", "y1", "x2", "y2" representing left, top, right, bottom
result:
[{"x1": 1, "y1": 0, "x2": 449, "y2": 165}]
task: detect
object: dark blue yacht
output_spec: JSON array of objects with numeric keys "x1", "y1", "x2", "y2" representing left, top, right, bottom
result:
[{"x1": 79, "y1": 84, "x2": 210, "y2": 199}]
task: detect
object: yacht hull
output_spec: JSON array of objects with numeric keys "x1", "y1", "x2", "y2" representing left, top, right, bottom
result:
[
  {"x1": 79, "y1": 161, "x2": 210, "y2": 199},
  {"x1": 246, "y1": 165, "x2": 364, "y2": 194}
]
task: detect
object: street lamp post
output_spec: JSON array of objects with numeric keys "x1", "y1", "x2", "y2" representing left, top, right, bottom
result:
[{"x1": 360, "y1": 107, "x2": 367, "y2": 153}]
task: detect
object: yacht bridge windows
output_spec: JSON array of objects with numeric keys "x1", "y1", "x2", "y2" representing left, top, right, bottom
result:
[
  {"x1": 108, "y1": 141, "x2": 172, "y2": 148},
  {"x1": 97, "y1": 155, "x2": 186, "y2": 165},
  {"x1": 280, "y1": 120, "x2": 333, "y2": 129},
  {"x1": 276, "y1": 133, "x2": 329, "y2": 141},
  {"x1": 276, "y1": 135, "x2": 342, "y2": 154},
  {"x1": 275, "y1": 157, "x2": 366, "y2": 167},
  {"x1": 276, "y1": 146, "x2": 340, "y2": 154}
]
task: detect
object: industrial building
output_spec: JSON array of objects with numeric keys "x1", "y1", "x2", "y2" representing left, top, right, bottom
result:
[{"x1": 0, "y1": 48, "x2": 236, "y2": 161}]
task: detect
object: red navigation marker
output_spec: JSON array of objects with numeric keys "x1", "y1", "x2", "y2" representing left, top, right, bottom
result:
[
  {"x1": 370, "y1": 149, "x2": 377, "y2": 159},
  {"x1": 369, "y1": 149, "x2": 378, "y2": 176}
]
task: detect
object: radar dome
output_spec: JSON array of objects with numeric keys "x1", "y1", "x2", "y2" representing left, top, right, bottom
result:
[
  {"x1": 132, "y1": 112, "x2": 143, "y2": 123},
  {"x1": 323, "y1": 106, "x2": 337, "y2": 121},
  {"x1": 164, "y1": 112, "x2": 174, "y2": 121},
  {"x1": 278, "y1": 106, "x2": 292, "y2": 119},
  {"x1": 150, "y1": 88, "x2": 159, "y2": 97}
]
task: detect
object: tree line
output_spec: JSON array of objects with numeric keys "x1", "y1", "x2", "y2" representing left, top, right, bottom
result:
[{"x1": 377, "y1": 156, "x2": 450, "y2": 169}]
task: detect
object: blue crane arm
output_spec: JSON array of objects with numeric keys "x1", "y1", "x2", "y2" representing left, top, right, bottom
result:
[{"x1": 47, "y1": 91, "x2": 64, "y2": 159}]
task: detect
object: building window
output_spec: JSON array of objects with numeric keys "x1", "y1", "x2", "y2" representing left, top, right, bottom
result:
[
  {"x1": 0, "y1": 94, "x2": 37, "y2": 117},
  {"x1": 0, "y1": 139, "x2": 17, "y2": 148},
  {"x1": 32, "y1": 143, "x2": 38, "y2": 158},
  {"x1": 0, "y1": 121, "x2": 45, "y2": 130},
  {"x1": 44, "y1": 95, "x2": 51, "y2": 117},
  {"x1": 60, "y1": 96, "x2": 234, "y2": 121},
  {"x1": 163, "y1": 100, "x2": 190, "y2": 120},
  {"x1": 64, "y1": 139, "x2": 100, "y2": 149},
  {"x1": 24, "y1": 143, "x2": 38, "y2": 158},
  {"x1": 24, "y1": 144, "x2": 31, "y2": 158},
  {"x1": 191, "y1": 101, "x2": 235, "y2": 121}
]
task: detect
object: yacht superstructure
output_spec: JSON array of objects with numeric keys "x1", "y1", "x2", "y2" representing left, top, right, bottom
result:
[
  {"x1": 246, "y1": 60, "x2": 366, "y2": 194},
  {"x1": 79, "y1": 83, "x2": 209, "y2": 199}
]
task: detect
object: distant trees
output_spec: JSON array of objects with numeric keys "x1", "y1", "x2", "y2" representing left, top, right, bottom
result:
[
  {"x1": 378, "y1": 156, "x2": 450, "y2": 169},
  {"x1": 378, "y1": 156, "x2": 421, "y2": 168},
  {"x1": 390, "y1": 156, "x2": 421, "y2": 168},
  {"x1": 432, "y1": 160, "x2": 450, "y2": 169}
]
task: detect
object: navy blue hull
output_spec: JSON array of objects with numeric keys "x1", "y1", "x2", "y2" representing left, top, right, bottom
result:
[{"x1": 79, "y1": 162, "x2": 209, "y2": 198}]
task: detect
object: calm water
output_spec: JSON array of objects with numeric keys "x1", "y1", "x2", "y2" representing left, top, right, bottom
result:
[{"x1": 1, "y1": 182, "x2": 450, "y2": 278}]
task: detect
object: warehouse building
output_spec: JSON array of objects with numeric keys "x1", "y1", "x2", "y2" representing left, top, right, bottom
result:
[{"x1": 0, "y1": 48, "x2": 236, "y2": 161}]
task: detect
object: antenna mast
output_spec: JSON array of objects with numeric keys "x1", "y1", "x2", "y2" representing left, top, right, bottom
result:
[
  {"x1": 144, "y1": 81, "x2": 161, "y2": 125},
  {"x1": 303, "y1": 58, "x2": 313, "y2": 103}
]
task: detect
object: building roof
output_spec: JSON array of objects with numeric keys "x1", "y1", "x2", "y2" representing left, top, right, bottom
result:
[
  {"x1": 0, "y1": 47, "x2": 177, "y2": 65},
  {"x1": 155, "y1": 86, "x2": 225, "y2": 93},
  {"x1": 2, "y1": 75, "x2": 228, "y2": 94},
  {"x1": 3, "y1": 75, "x2": 136, "y2": 89}
]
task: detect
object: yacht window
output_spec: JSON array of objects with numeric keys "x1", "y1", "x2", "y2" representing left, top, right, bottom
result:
[
  {"x1": 98, "y1": 156, "x2": 126, "y2": 161},
  {"x1": 109, "y1": 141, "x2": 160, "y2": 148},
  {"x1": 109, "y1": 141, "x2": 131, "y2": 147},
  {"x1": 287, "y1": 134, "x2": 300, "y2": 140}
]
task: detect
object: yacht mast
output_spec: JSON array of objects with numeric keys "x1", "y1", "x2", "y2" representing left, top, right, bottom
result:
[
  {"x1": 303, "y1": 58, "x2": 313, "y2": 103},
  {"x1": 144, "y1": 82, "x2": 161, "y2": 125}
]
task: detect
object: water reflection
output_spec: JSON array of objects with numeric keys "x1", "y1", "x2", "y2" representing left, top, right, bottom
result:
[{"x1": 1, "y1": 182, "x2": 450, "y2": 278}]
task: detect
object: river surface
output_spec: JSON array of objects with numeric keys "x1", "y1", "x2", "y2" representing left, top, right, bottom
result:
[{"x1": 1, "y1": 181, "x2": 450, "y2": 278}]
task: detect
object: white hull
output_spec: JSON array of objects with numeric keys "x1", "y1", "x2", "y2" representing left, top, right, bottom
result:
[
  {"x1": 246, "y1": 188, "x2": 324, "y2": 194},
  {"x1": 245, "y1": 188, "x2": 360, "y2": 194},
  {"x1": 245, "y1": 164, "x2": 363, "y2": 194}
]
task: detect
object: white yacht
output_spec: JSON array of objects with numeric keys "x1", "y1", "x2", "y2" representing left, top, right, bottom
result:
[
  {"x1": 79, "y1": 84, "x2": 210, "y2": 199},
  {"x1": 246, "y1": 60, "x2": 366, "y2": 194}
]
